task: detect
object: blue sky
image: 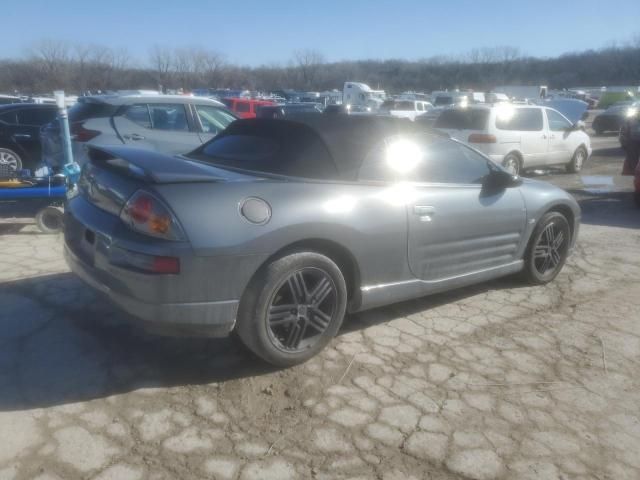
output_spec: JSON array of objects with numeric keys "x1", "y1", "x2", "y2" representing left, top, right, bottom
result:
[{"x1": 2, "y1": 0, "x2": 639, "y2": 65}]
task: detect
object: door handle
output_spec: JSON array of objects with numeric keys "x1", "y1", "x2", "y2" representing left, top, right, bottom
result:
[
  {"x1": 549, "y1": 134, "x2": 556, "y2": 139},
  {"x1": 124, "y1": 133, "x2": 145, "y2": 141},
  {"x1": 542, "y1": 134, "x2": 547, "y2": 139},
  {"x1": 413, "y1": 205, "x2": 436, "y2": 222}
]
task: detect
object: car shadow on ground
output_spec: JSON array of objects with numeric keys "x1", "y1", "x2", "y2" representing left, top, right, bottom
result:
[
  {"x1": 0, "y1": 270, "x2": 526, "y2": 411},
  {"x1": 569, "y1": 190, "x2": 640, "y2": 229}
]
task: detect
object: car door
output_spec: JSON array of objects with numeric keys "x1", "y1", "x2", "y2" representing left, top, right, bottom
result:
[
  {"x1": 408, "y1": 141, "x2": 526, "y2": 281},
  {"x1": 545, "y1": 108, "x2": 575, "y2": 164},
  {"x1": 360, "y1": 135, "x2": 527, "y2": 282}
]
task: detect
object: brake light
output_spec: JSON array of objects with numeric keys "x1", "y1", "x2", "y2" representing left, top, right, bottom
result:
[
  {"x1": 152, "y1": 256, "x2": 180, "y2": 274},
  {"x1": 468, "y1": 133, "x2": 497, "y2": 143},
  {"x1": 111, "y1": 247, "x2": 180, "y2": 274},
  {"x1": 71, "y1": 122, "x2": 100, "y2": 142},
  {"x1": 120, "y1": 191, "x2": 186, "y2": 241}
]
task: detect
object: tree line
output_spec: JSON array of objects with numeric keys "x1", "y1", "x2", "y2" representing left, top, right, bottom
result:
[{"x1": 1, "y1": 38, "x2": 639, "y2": 95}]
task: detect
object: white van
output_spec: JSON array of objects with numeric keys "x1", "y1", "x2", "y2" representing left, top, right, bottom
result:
[
  {"x1": 434, "y1": 105, "x2": 592, "y2": 175},
  {"x1": 380, "y1": 99, "x2": 433, "y2": 120}
]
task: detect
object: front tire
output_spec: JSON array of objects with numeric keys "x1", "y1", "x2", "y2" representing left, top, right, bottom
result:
[
  {"x1": 521, "y1": 212, "x2": 571, "y2": 285},
  {"x1": 566, "y1": 146, "x2": 587, "y2": 173},
  {"x1": 235, "y1": 252, "x2": 347, "y2": 367}
]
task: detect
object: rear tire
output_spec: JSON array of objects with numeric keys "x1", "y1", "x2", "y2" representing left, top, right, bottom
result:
[
  {"x1": 566, "y1": 146, "x2": 587, "y2": 173},
  {"x1": 35, "y1": 206, "x2": 64, "y2": 234},
  {"x1": 521, "y1": 212, "x2": 571, "y2": 285},
  {"x1": 502, "y1": 153, "x2": 521, "y2": 175},
  {"x1": 235, "y1": 252, "x2": 347, "y2": 367}
]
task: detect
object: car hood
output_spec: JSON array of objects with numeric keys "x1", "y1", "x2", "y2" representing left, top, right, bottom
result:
[{"x1": 538, "y1": 98, "x2": 588, "y2": 124}]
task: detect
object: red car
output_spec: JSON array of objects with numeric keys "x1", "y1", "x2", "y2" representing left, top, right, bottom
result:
[
  {"x1": 620, "y1": 111, "x2": 640, "y2": 206},
  {"x1": 221, "y1": 98, "x2": 275, "y2": 119}
]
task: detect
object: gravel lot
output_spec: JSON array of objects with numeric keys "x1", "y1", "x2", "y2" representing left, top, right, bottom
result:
[{"x1": 1, "y1": 135, "x2": 639, "y2": 480}]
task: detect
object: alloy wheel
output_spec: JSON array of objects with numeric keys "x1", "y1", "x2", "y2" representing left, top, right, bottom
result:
[
  {"x1": 266, "y1": 267, "x2": 337, "y2": 353},
  {"x1": 0, "y1": 150, "x2": 20, "y2": 173},
  {"x1": 574, "y1": 149, "x2": 585, "y2": 170},
  {"x1": 533, "y1": 221, "x2": 568, "y2": 276}
]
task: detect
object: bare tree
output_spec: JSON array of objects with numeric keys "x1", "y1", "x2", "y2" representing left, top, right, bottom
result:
[
  {"x1": 149, "y1": 45, "x2": 173, "y2": 91},
  {"x1": 292, "y1": 49, "x2": 325, "y2": 89}
]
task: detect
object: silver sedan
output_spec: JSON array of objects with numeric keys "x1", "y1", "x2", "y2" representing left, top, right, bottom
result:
[{"x1": 64, "y1": 115, "x2": 580, "y2": 366}]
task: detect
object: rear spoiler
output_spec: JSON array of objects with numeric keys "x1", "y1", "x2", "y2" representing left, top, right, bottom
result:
[{"x1": 87, "y1": 146, "x2": 225, "y2": 184}]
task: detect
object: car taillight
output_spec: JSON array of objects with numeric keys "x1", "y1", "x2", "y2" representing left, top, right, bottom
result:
[
  {"x1": 111, "y1": 247, "x2": 180, "y2": 274},
  {"x1": 120, "y1": 191, "x2": 186, "y2": 241},
  {"x1": 468, "y1": 133, "x2": 497, "y2": 143},
  {"x1": 71, "y1": 122, "x2": 100, "y2": 142}
]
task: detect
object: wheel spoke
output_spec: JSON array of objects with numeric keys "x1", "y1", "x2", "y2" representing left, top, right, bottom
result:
[
  {"x1": 288, "y1": 271, "x2": 309, "y2": 304},
  {"x1": 550, "y1": 248, "x2": 562, "y2": 267},
  {"x1": 310, "y1": 277, "x2": 332, "y2": 307},
  {"x1": 552, "y1": 231, "x2": 564, "y2": 250},
  {"x1": 534, "y1": 245, "x2": 548, "y2": 259},
  {"x1": 308, "y1": 307, "x2": 331, "y2": 332},
  {"x1": 284, "y1": 321, "x2": 306, "y2": 349},
  {"x1": 268, "y1": 304, "x2": 296, "y2": 326}
]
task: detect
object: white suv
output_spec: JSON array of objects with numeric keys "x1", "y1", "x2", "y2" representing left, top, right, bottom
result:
[
  {"x1": 434, "y1": 105, "x2": 592, "y2": 174},
  {"x1": 380, "y1": 99, "x2": 433, "y2": 121}
]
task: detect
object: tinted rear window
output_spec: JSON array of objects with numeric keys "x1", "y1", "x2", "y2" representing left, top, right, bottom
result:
[
  {"x1": 435, "y1": 109, "x2": 489, "y2": 130},
  {"x1": 69, "y1": 101, "x2": 119, "y2": 122},
  {"x1": 434, "y1": 96, "x2": 454, "y2": 106},
  {"x1": 235, "y1": 102, "x2": 250, "y2": 113},
  {"x1": 195, "y1": 124, "x2": 338, "y2": 179}
]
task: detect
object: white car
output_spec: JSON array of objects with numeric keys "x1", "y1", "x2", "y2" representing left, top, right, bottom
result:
[
  {"x1": 380, "y1": 99, "x2": 433, "y2": 121},
  {"x1": 434, "y1": 104, "x2": 592, "y2": 175}
]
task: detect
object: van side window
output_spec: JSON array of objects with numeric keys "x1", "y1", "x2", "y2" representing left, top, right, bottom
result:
[
  {"x1": 495, "y1": 108, "x2": 543, "y2": 131},
  {"x1": 236, "y1": 102, "x2": 250, "y2": 113}
]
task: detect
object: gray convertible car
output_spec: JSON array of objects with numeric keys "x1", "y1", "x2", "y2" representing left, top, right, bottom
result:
[{"x1": 64, "y1": 115, "x2": 580, "y2": 366}]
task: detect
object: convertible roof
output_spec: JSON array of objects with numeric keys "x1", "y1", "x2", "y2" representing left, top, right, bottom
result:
[{"x1": 217, "y1": 115, "x2": 439, "y2": 180}]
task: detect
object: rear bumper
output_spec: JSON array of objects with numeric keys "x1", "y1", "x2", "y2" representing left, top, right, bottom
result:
[{"x1": 65, "y1": 245, "x2": 237, "y2": 337}]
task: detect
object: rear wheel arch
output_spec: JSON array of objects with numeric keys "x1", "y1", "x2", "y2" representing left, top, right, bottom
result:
[{"x1": 247, "y1": 238, "x2": 362, "y2": 311}]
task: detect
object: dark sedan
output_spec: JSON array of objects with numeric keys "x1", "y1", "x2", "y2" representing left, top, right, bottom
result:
[
  {"x1": 592, "y1": 101, "x2": 640, "y2": 135},
  {"x1": 64, "y1": 115, "x2": 580, "y2": 366},
  {"x1": 0, "y1": 103, "x2": 58, "y2": 174},
  {"x1": 255, "y1": 103, "x2": 323, "y2": 119}
]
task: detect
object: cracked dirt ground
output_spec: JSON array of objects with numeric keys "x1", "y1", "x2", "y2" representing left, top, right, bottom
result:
[{"x1": 1, "y1": 191, "x2": 640, "y2": 478}]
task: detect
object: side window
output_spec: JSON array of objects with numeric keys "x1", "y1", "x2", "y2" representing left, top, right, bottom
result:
[
  {"x1": 195, "y1": 105, "x2": 236, "y2": 134},
  {"x1": 495, "y1": 108, "x2": 543, "y2": 131},
  {"x1": 235, "y1": 102, "x2": 250, "y2": 113},
  {"x1": 360, "y1": 136, "x2": 491, "y2": 184},
  {"x1": 422, "y1": 141, "x2": 492, "y2": 184},
  {"x1": 124, "y1": 104, "x2": 151, "y2": 129},
  {"x1": 416, "y1": 103, "x2": 423, "y2": 112},
  {"x1": 546, "y1": 109, "x2": 572, "y2": 131},
  {"x1": 0, "y1": 111, "x2": 18, "y2": 125},
  {"x1": 148, "y1": 104, "x2": 189, "y2": 131},
  {"x1": 17, "y1": 108, "x2": 57, "y2": 126}
]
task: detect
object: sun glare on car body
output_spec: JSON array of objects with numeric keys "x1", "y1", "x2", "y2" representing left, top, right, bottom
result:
[{"x1": 385, "y1": 139, "x2": 423, "y2": 174}]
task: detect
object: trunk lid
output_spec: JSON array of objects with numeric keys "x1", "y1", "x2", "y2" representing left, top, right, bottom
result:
[{"x1": 80, "y1": 145, "x2": 255, "y2": 216}]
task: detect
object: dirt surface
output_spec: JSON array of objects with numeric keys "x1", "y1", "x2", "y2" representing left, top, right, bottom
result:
[{"x1": 1, "y1": 136, "x2": 639, "y2": 480}]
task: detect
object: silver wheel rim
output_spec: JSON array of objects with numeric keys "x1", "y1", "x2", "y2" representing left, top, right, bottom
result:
[
  {"x1": 574, "y1": 150, "x2": 585, "y2": 170},
  {"x1": 533, "y1": 221, "x2": 568, "y2": 276},
  {"x1": 504, "y1": 157, "x2": 518, "y2": 175},
  {"x1": 0, "y1": 150, "x2": 20, "y2": 173},
  {"x1": 266, "y1": 267, "x2": 337, "y2": 353}
]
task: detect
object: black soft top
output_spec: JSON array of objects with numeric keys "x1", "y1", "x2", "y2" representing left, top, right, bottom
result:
[{"x1": 201, "y1": 114, "x2": 438, "y2": 181}]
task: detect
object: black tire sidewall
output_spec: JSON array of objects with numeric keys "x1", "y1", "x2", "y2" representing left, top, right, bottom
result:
[
  {"x1": 35, "y1": 206, "x2": 64, "y2": 234},
  {"x1": 236, "y1": 252, "x2": 347, "y2": 367},
  {"x1": 524, "y1": 212, "x2": 570, "y2": 284}
]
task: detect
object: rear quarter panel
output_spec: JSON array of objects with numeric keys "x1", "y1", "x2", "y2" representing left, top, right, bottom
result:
[{"x1": 154, "y1": 180, "x2": 411, "y2": 295}]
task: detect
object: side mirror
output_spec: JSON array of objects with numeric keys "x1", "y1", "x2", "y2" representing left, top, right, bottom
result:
[
  {"x1": 573, "y1": 120, "x2": 586, "y2": 130},
  {"x1": 483, "y1": 169, "x2": 522, "y2": 192}
]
